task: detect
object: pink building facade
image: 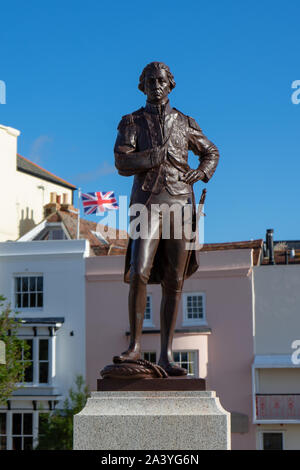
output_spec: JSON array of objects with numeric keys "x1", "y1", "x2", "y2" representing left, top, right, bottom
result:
[{"x1": 85, "y1": 244, "x2": 261, "y2": 450}]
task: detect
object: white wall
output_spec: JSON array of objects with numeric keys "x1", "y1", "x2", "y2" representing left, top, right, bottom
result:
[
  {"x1": 253, "y1": 265, "x2": 300, "y2": 448},
  {"x1": 0, "y1": 240, "x2": 88, "y2": 404},
  {"x1": 0, "y1": 124, "x2": 73, "y2": 242},
  {"x1": 14, "y1": 170, "x2": 73, "y2": 239},
  {"x1": 254, "y1": 265, "x2": 300, "y2": 355},
  {"x1": 0, "y1": 125, "x2": 20, "y2": 241},
  {"x1": 257, "y1": 369, "x2": 300, "y2": 394}
]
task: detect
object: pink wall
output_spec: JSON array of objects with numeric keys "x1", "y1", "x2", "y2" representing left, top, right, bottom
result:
[{"x1": 85, "y1": 248, "x2": 256, "y2": 449}]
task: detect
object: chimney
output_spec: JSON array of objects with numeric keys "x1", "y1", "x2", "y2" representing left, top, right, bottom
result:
[
  {"x1": 44, "y1": 192, "x2": 61, "y2": 217},
  {"x1": 50, "y1": 192, "x2": 56, "y2": 203},
  {"x1": 285, "y1": 251, "x2": 289, "y2": 265},
  {"x1": 60, "y1": 192, "x2": 76, "y2": 212},
  {"x1": 266, "y1": 229, "x2": 275, "y2": 265}
]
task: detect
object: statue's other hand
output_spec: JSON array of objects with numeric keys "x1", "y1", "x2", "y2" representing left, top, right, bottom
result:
[{"x1": 182, "y1": 168, "x2": 205, "y2": 185}]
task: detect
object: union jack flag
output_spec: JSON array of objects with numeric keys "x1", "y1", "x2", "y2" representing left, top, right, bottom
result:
[{"x1": 81, "y1": 191, "x2": 119, "y2": 215}]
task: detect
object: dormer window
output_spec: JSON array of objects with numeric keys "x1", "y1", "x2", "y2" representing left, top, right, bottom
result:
[
  {"x1": 40, "y1": 229, "x2": 66, "y2": 240},
  {"x1": 34, "y1": 223, "x2": 69, "y2": 241}
]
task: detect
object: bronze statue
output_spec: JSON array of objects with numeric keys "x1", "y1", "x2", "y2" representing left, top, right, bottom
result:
[{"x1": 107, "y1": 62, "x2": 219, "y2": 378}]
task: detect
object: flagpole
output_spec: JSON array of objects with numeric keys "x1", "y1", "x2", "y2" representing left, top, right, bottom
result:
[{"x1": 77, "y1": 187, "x2": 81, "y2": 239}]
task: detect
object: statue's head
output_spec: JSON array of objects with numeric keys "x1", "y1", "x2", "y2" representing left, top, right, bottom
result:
[{"x1": 138, "y1": 62, "x2": 176, "y2": 104}]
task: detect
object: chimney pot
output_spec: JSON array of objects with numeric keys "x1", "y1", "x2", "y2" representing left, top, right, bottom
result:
[{"x1": 50, "y1": 192, "x2": 56, "y2": 204}]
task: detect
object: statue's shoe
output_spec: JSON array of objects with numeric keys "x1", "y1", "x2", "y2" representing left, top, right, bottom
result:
[
  {"x1": 113, "y1": 350, "x2": 141, "y2": 363},
  {"x1": 158, "y1": 362, "x2": 188, "y2": 376}
]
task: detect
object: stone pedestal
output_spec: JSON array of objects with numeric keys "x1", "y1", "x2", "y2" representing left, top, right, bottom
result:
[{"x1": 74, "y1": 390, "x2": 231, "y2": 450}]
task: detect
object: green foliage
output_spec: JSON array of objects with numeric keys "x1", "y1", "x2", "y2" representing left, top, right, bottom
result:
[
  {"x1": 0, "y1": 295, "x2": 30, "y2": 405},
  {"x1": 36, "y1": 375, "x2": 90, "y2": 450}
]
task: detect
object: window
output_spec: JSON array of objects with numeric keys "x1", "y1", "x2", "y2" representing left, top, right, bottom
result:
[
  {"x1": 19, "y1": 338, "x2": 49, "y2": 385},
  {"x1": 15, "y1": 276, "x2": 43, "y2": 309},
  {"x1": 91, "y1": 231, "x2": 109, "y2": 245},
  {"x1": 12, "y1": 413, "x2": 33, "y2": 450},
  {"x1": 38, "y1": 339, "x2": 49, "y2": 384},
  {"x1": 0, "y1": 410, "x2": 51, "y2": 450},
  {"x1": 34, "y1": 223, "x2": 69, "y2": 241},
  {"x1": 142, "y1": 352, "x2": 157, "y2": 363},
  {"x1": 173, "y1": 351, "x2": 197, "y2": 376},
  {"x1": 262, "y1": 432, "x2": 283, "y2": 450},
  {"x1": 0, "y1": 413, "x2": 7, "y2": 450},
  {"x1": 143, "y1": 295, "x2": 153, "y2": 326},
  {"x1": 183, "y1": 293, "x2": 206, "y2": 325},
  {"x1": 42, "y1": 229, "x2": 67, "y2": 240}
]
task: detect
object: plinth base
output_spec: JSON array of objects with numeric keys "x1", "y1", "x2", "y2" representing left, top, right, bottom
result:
[
  {"x1": 74, "y1": 390, "x2": 231, "y2": 450},
  {"x1": 97, "y1": 377, "x2": 206, "y2": 391}
]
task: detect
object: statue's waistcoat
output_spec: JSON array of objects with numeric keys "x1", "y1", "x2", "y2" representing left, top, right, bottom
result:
[{"x1": 128, "y1": 105, "x2": 194, "y2": 200}]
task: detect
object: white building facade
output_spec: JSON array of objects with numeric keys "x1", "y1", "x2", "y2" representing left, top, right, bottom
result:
[
  {"x1": 0, "y1": 240, "x2": 89, "y2": 450},
  {"x1": 0, "y1": 124, "x2": 75, "y2": 242},
  {"x1": 253, "y1": 265, "x2": 300, "y2": 450}
]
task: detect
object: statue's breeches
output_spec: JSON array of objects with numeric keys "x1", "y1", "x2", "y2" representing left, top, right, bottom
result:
[{"x1": 129, "y1": 189, "x2": 193, "y2": 293}]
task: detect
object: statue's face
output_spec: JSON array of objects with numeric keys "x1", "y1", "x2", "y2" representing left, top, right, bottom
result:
[{"x1": 144, "y1": 68, "x2": 170, "y2": 103}]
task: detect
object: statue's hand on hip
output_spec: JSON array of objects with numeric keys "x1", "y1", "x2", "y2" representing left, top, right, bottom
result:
[{"x1": 182, "y1": 168, "x2": 205, "y2": 185}]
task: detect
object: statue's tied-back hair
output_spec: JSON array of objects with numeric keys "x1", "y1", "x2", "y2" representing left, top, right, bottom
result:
[{"x1": 138, "y1": 62, "x2": 176, "y2": 93}]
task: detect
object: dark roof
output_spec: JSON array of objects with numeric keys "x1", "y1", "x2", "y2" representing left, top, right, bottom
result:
[
  {"x1": 17, "y1": 154, "x2": 76, "y2": 190},
  {"x1": 265, "y1": 252, "x2": 300, "y2": 265},
  {"x1": 262, "y1": 240, "x2": 300, "y2": 265},
  {"x1": 202, "y1": 240, "x2": 263, "y2": 250},
  {"x1": 274, "y1": 240, "x2": 300, "y2": 250}
]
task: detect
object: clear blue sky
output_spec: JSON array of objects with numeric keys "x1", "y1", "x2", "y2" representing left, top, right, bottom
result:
[{"x1": 1, "y1": 0, "x2": 300, "y2": 243}]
